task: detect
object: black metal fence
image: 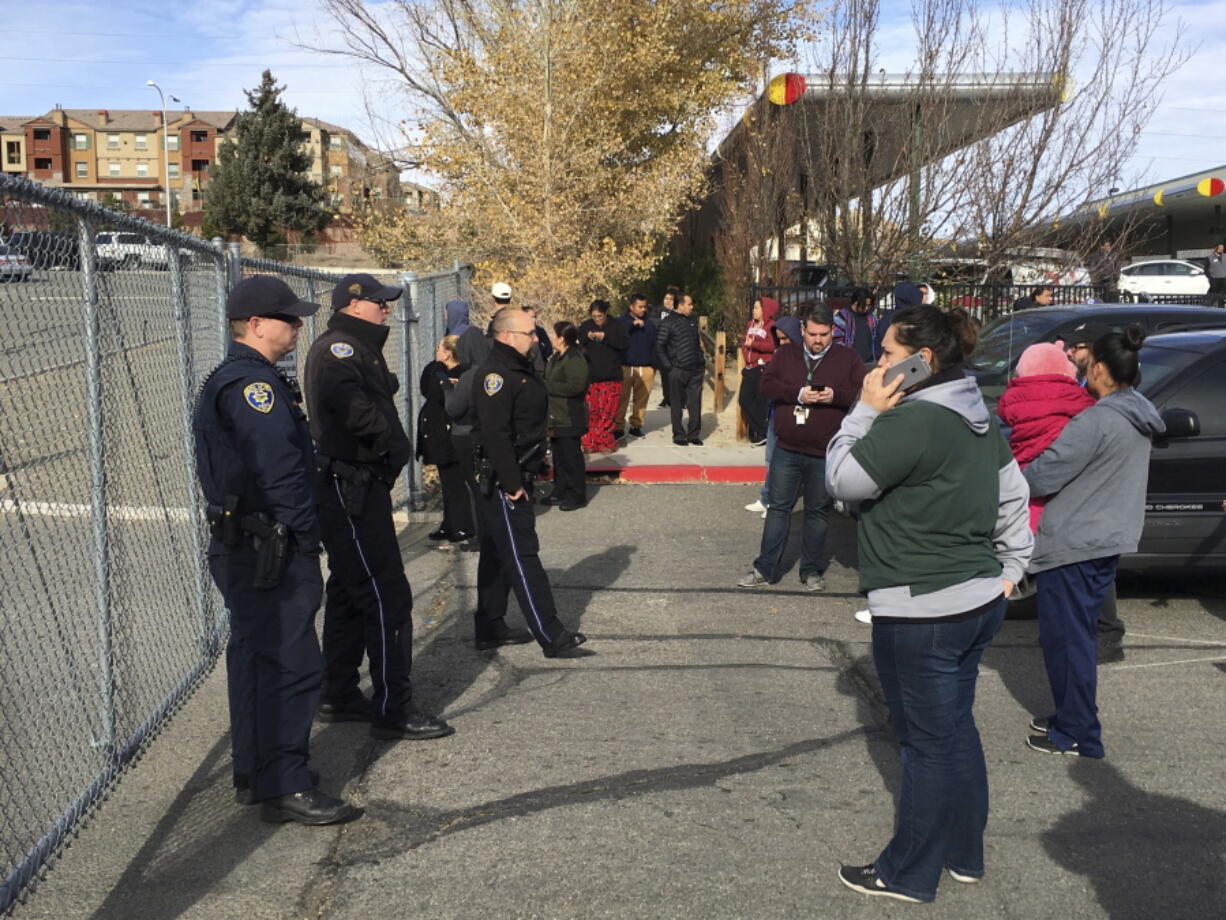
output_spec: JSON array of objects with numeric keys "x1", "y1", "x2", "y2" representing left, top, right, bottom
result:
[{"x1": 749, "y1": 283, "x2": 1224, "y2": 326}]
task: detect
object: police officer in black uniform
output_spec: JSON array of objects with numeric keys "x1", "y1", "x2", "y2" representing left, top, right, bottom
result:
[
  {"x1": 303, "y1": 273, "x2": 453, "y2": 741},
  {"x1": 193, "y1": 275, "x2": 356, "y2": 826},
  {"x1": 471, "y1": 306, "x2": 594, "y2": 658}
]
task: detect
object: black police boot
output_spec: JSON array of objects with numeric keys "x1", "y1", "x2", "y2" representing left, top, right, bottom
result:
[
  {"x1": 235, "y1": 769, "x2": 320, "y2": 806},
  {"x1": 316, "y1": 695, "x2": 375, "y2": 723},
  {"x1": 260, "y1": 788, "x2": 360, "y2": 826},
  {"x1": 370, "y1": 706, "x2": 455, "y2": 741},
  {"x1": 474, "y1": 619, "x2": 535, "y2": 651},
  {"x1": 428, "y1": 526, "x2": 448, "y2": 541},
  {"x1": 543, "y1": 632, "x2": 595, "y2": 659}
]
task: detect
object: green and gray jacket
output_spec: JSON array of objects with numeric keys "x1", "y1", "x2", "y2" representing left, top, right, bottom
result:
[{"x1": 825, "y1": 372, "x2": 1033, "y2": 620}]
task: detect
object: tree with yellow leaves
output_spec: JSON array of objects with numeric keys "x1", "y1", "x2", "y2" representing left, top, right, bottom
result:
[{"x1": 322, "y1": 0, "x2": 810, "y2": 316}]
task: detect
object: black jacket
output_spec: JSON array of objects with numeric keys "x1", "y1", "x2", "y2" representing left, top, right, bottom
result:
[
  {"x1": 472, "y1": 340, "x2": 549, "y2": 493},
  {"x1": 417, "y1": 359, "x2": 463, "y2": 466},
  {"x1": 544, "y1": 348, "x2": 589, "y2": 436},
  {"x1": 577, "y1": 318, "x2": 629, "y2": 381},
  {"x1": 193, "y1": 342, "x2": 319, "y2": 552},
  {"x1": 303, "y1": 311, "x2": 412, "y2": 482},
  {"x1": 655, "y1": 310, "x2": 703, "y2": 371}
]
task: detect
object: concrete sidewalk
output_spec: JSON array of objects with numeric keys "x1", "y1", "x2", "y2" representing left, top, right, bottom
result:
[{"x1": 11, "y1": 484, "x2": 1226, "y2": 920}]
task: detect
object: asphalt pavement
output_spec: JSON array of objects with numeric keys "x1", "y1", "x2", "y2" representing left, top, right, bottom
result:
[{"x1": 9, "y1": 484, "x2": 1226, "y2": 920}]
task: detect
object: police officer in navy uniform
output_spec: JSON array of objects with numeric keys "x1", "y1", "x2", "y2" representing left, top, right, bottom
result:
[
  {"x1": 471, "y1": 306, "x2": 594, "y2": 658},
  {"x1": 193, "y1": 275, "x2": 357, "y2": 826},
  {"x1": 303, "y1": 274, "x2": 453, "y2": 741}
]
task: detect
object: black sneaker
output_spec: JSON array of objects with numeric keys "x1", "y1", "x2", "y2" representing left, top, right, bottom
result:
[
  {"x1": 1026, "y1": 734, "x2": 1080, "y2": 755},
  {"x1": 837, "y1": 865, "x2": 922, "y2": 903},
  {"x1": 688, "y1": 438, "x2": 703, "y2": 446},
  {"x1": 672, "y1": 438, "x2": 687, "y2": 446},
  {"x1": 613, "y1": 429, "x2": 626, "y2": 441},
  {"x1": 427, "y1": 527, "x2": 448, "y2": 541},
  {"x1": 1098, "y1": 644, "x2": 1125, "y2": 664},
  {"x1": 628, "y1": 426, "x2": 644, "y2": 437},
  {"x1": 1028, "y1": 715, "x2": 1052, "y2": 734},
  {"x1": 946, "y1": 867, "x2": 981, "y2": 884}
]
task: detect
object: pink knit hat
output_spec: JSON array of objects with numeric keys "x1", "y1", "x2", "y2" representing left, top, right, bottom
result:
[{"x1": 1016, "y1": 342, "x2": 1076, "y2": 378}]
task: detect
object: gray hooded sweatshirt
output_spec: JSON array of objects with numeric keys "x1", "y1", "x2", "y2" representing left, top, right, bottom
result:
[
  {"x1": 1023, "y1": 387, "x2": 1164, "y2": 573},
  {"x1": 827, "y1": 374, "x2": 1033, "y2": 619}
]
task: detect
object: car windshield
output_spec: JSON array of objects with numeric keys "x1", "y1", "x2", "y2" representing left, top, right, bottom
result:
[
  {"x1": 96, "y1": 234, "x2": 113, "y2": 244},
  {"x1": 968, "y1": 311, "x2": 1075, "y2": 372},
  {"x1": 1137, "y1": 342, "x2": 1214, "y2": 396}
]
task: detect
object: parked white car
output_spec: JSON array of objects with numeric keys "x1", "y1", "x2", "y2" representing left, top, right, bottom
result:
[
  {"x1": 95, "y1": 232, "x2": 184, "y2": 270},
  {"x1": 0, "y1": 243, "x2": 33, "y2": 282},
  {"x1": 1118, "y1": 259, "x2": 1209, "y2": 298}
]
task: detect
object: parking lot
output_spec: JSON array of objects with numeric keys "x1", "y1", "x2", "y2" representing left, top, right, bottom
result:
[{"x1": 8, "y1": 486, "x2": 1224, "y2": 920}]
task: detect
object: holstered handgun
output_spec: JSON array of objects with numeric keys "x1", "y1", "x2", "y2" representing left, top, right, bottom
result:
[
  {"x1": 329, "y1": 459, "x2": 373, "y2": 517},
  {"x1": 245, "y1": 512, "x2": 290, "y2": 590},
  {"x1": 475, "y1": 449, "x2": 496, "y2": 497}
]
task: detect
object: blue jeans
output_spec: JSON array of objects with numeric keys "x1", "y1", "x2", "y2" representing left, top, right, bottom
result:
[
  {"x1": 752, "y1": 445, "x2": 830, "y2": 582},
  {"x1": 1035, "y1": 557, "x2": 1117, "y2": 758},
  {"x1": 758, "y1": 416, "x2": 777, "y2": 506},
  {"x1": 871, "y1": 597, "x2": 1007, "y2": 902}
]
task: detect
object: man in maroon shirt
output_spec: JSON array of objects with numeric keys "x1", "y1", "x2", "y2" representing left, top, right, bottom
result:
[{"x1": 738, "y1": 308, "x2": 866, "y2": 591}]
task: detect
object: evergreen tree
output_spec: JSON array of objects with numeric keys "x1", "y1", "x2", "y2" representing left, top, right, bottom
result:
[{"x1": 204, "y1": 71, "x2": 330, "y2": 252}]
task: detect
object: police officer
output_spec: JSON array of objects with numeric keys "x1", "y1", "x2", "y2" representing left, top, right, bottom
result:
[
  {"x1": 193, "y1": 274, "x2": 356, "y2": 826},
  {"x1": 471, "y1": 306, "x2": 593, "y2": 658},
  {"x1": 303, "y1": 273, "x2": 453, "y2": 741}
]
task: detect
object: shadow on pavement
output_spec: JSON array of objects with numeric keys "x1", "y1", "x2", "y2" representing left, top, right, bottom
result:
[{"x1": 1041, "y1": 758, "x2": 1226, "y2": 918}]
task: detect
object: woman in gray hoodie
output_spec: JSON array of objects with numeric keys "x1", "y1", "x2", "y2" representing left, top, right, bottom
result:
[{"x1": 1022, "y1": 326, "x2": 1164, "y2": 758}]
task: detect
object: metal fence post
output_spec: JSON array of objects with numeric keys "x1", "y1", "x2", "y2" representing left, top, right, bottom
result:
[
  {"x1": 77, "y1": 214, "x2": 116, "y2": 755},
  {"x1": 168, "y1": 248, "x2": 211, "y2": 656},
  {"x1": 212, "y1": 237, "x2": 228, "y2": 366},
  {"x1": 398, "y1": 271, "x2": 424, "y2": 509},
  {"x1": 226, "y1": 241, "x2": 242, "y2": 289}
]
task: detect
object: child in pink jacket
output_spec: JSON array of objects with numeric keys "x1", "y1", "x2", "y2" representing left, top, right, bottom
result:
[{"x1": 996, "y1": 342, "x2": 1096, "y2": 531}]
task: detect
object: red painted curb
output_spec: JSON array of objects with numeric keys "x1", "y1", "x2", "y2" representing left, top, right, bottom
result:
[{"x1": 584, "y1": 463, "x2": 766, "y2": 484}]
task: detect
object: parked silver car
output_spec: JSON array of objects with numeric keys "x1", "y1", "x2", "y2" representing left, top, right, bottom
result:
[{"x1": 0, "y1": 244, "x2": 33, "y2": 282}]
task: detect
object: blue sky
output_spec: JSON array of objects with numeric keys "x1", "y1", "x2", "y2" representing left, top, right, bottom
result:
[{"x1": 3, "y1": 0, "x2": 1223, "y2": 193}]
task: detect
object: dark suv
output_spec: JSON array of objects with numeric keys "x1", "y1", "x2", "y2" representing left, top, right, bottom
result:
[
  {"x1": 967, "y1": 304, "x2": 1226, "y2": 403},
  {"x1": 1127, "y1": 328, "x2": 1226, "y2": 572}
]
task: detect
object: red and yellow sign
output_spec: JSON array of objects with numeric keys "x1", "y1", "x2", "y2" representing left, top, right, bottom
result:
[
  {"x1": 767, "y1": 73, "x2": 806, "y2": 106},
  {"x1": 1197, "y1": 177, "x2": 1224, "y2": 197}
]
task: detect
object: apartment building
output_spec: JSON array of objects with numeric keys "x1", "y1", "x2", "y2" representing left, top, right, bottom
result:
[{"x1": 2, "y1": 106, "x2": 408, "y2": 218}]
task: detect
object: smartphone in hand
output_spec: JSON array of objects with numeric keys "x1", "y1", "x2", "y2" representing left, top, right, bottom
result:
[{"x1": 882, "y1": 353, "x2": 933, "y2": 392}]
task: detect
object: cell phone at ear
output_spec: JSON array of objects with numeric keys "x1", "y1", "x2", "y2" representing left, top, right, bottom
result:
[{"x1": 882, "y1": 353, "x2": 932, "y2": 392}]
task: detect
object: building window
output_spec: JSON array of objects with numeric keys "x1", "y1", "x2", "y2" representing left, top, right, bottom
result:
[
  {"x1": 137, "y1": 192, "x2": 152, "y2": 206},
  {"x1": 329, "y1": 136, "x2": 344, "y2": 150},
  {"x1": 108, "y1": 162, "x2": 121, "y2": 177},
  {"x1": 168, "y1": 161, "x2": 179, "y2": 179},
  {"x1": 135, "y1": 134, "x2": 147, "y2": 149},
  {"x1": 34, "y1": 157, "x2": 52, "y2": 170},
  {"x1": 73, "y1": 133, "x2": 89, "y2": 150},
  {"x1": 136, "y1": 162, "x2": 149, "y2": 177},
  {"x1": 167, "y1": 134, "x2": 179, "y2": 151},
  {"x1": 75, "y1": 162, "x2": 88, "y2": 178},
  {"x1": 34, "y1": 128, "x2": 50, "y2": 141},
  {"x1": 4, "y1": 141, "x2": 19, "y2": 165},
  {"x1": 329, "y1": 165, "x2": 342, "y2": 178},
  {"x1": 191, "y1": 159, "x2": 209, "y2": 173},
  {"x1": 190, "y1": 130, "x2": 208, "y2": 143},
  {"x1": 107, "y1": 133, "x2": 120, "y2": 148}
]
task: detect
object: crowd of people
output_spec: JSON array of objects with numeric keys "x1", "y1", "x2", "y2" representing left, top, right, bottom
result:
[{"x1": 195, "y1": 271, "x2": 1163, "y2": 906}]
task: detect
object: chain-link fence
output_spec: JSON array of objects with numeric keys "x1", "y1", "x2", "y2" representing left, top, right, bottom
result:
[{"x1": 0, "y1": 173, "x2": 470, "y2": 912}]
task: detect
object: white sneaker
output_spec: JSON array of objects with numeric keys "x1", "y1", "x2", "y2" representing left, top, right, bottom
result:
[
  {"x1": 744, "y1": 500, "x2": 767, "y2": 513},
  {"x1": 854, "y1": 609, "x2": 872, "y2": 625}
]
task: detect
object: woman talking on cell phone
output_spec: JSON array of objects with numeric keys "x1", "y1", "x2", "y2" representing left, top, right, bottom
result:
[{"x1": 824, "y1": 304, "x2": 1033, "y2": 904}]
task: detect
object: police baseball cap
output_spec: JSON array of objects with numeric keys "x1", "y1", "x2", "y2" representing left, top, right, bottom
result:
[
  {"x1": 1064, "y1": 320, "x2": 1114, "y2": 347},
  {"x1": 226, "y1": 275, "x2": 320, "y2": 320},
  {"x1": 490, "y1": 281, "x2": 512, "y2": 302},
  {"x1": 331, "y1": 273, "x2": 404, "y2": 310}
]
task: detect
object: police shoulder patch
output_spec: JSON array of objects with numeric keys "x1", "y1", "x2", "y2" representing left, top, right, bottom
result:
[
  {"x1": 243, "y1": 381, "x2": 275, "y2": 414},
  {"x1": 330, "y1": 342, "x2": 354, "y2": 359},
  {"x1": 483, "y1": 373, "x2": 504, "y2": 396}
]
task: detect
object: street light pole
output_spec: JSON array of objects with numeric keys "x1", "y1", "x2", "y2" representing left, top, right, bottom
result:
[{"x1": 146, "y1": 80, "x2": 176, "y2": 228}]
